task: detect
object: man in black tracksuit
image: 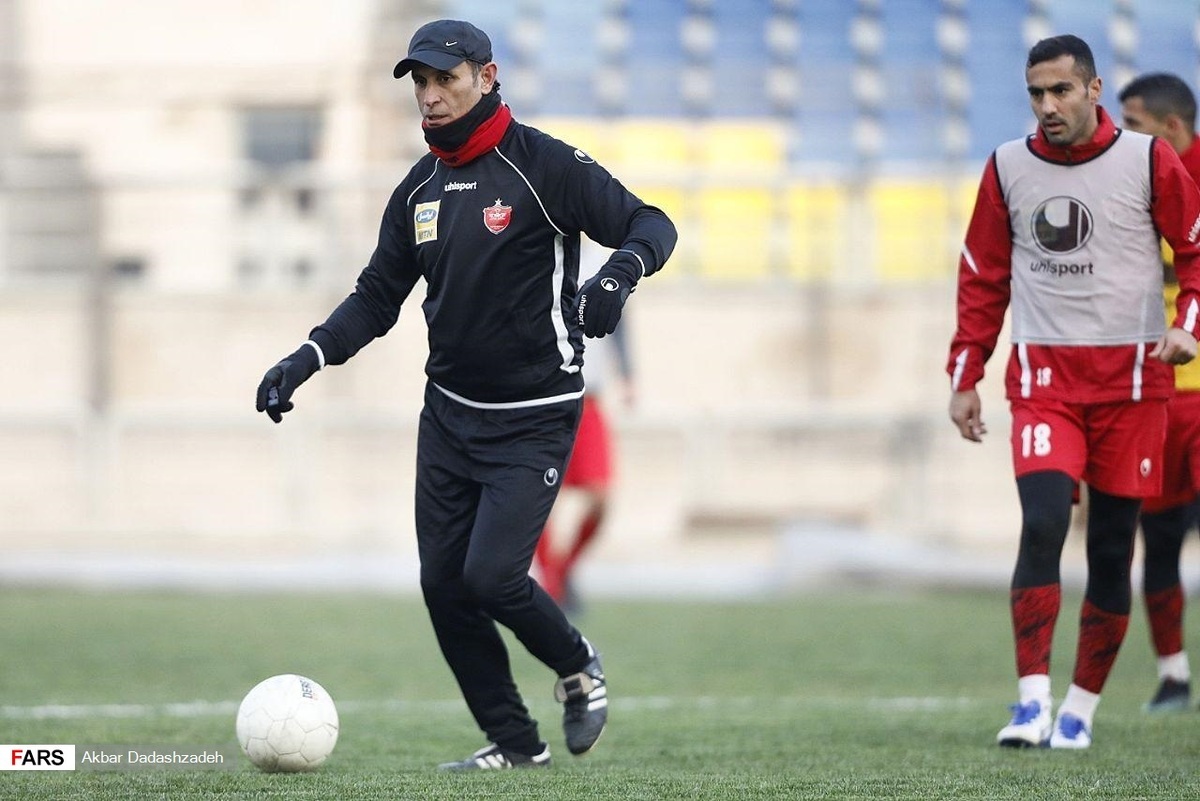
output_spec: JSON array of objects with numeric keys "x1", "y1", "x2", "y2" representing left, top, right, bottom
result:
[{"x1": 255, "y1": 19, "x2": 676, "y2": 770}]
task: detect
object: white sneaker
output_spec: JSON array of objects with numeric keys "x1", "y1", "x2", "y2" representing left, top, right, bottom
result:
[
  {"x1": 437, "y1": 742, "x2": 552, "y2": 771},
  {"x1": 1049, "y1": 712, "x2": 1092, "y2": 749},
  {"x1": 996, "y1": 699, "x2": 1051, "y2": 748}
]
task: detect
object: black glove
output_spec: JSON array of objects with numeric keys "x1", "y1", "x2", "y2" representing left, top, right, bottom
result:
[
  {"x1": 255, "y1": 343, "x2": 321, "y2": 423},
  {"x1": 575, "y1": 257, "x2": 638, "y2": 338}
]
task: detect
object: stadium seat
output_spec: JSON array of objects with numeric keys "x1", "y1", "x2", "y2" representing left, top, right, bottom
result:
[
  {"x1": 697, "y1": 122, "x2": 786, "y2": 171},
  {"x1": 532, "y1": 117, "x2": 618, "y2": 165},
  {"x1": 1127, "y1": 0, "x2": 1198, "y2": 92},
  {"x1": 868, "y1": 180, "x2": 958, "y2": 281},
  {"x1": 877, "y1": 0, "x2": 944, "y2": 163},
  {"x1": 459, "y1": 1, "x2": 1200, "y2": 287},
  {"x1": 697, "y1": 186, "x2": 774, "y2": 281},
  {"x1": 710, "y1": 0, "x2": 770, "y2": 117},
  {"x1": 962, "y1": 2, "x2": 1030, "y2": 158},
  {"x1": 1044, "y1": 1, "x2": 1117, "y2": 80},
  {"x1": 610, "y1": 120, "x2": 692, "y2": 169},
  {"x1": 785, "y1": 183, "x2": 848, "y2": 281},
  {"x1": 625, "y1": 1, "x2": 686, "y2": 116},
  {"x1": 792, "y1": 0, "x2": 858, "y2": 165},
  {"x1": 539, "y1": 3, "x2": 604, "y2": 115}
]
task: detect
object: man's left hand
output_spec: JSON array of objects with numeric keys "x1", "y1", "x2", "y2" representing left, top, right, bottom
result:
[
  {"x1": 575, "y1": 263, "x2": 635, "y2": 338},
  {"x1": 1151, "y1": 328, "x2": 1198, "y2": 365}
]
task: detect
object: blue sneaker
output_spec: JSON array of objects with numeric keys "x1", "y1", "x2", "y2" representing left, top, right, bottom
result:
[
  {"x1": 1049, "y1": 712, "x2": 1092, "y2": 750},
  {"x1": 996, "y1": 699, "x2": 1051, "y2": 748}
]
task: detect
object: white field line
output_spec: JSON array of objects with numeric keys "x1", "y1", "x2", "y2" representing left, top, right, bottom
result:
[{"x1": 0, "y1": 695, "x2": 980, "y2": 721}]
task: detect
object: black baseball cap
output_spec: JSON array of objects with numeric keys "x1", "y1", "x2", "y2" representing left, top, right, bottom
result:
[{"x1": 393, "y1": 19, "x2": 493, "y2": 78}]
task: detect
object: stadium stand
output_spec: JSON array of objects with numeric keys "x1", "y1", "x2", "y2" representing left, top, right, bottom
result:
[
  {"x1": 536, "y1": 2, "x2": 604, "y2": 116},
  {"x1": 624, "y1": 1, "x2": 687, "y2": 117},
  {"x1": 1135, "y1": 0, "x2": 1199, "y2": 91},
  {"x1": 869, "y1": 179, "x2": 958, "y2": 282},
  {"x1": 695, "y1": 122, "x2": 783, "y2": 279},
  {"x1": 962, "y1": 1, "x2": 1030, "y2": 152},
  {"x1": 14, "y1": 0, "x2": 1200, "y2": 592},
  {"x1": 877, "y1": 0, "x2": 944, "y2": 164},
  {"x1": 1045, "y1": 1, "x2": 1117, "y2": 82},
  {"x1": 793, "y1": 0, "x2": 858, "y2": 165},
  {"x1": 697, "y1": 185, "x2": 774, "y2": 281},
  {"x1": 437, "y1": 2, "x2": 1200, "y2": 286},
  {"x1": 710, "y1": 0, "x2": 771, "y2": 118},
  {"x1": 784, "y1": 183, "x2": 846, "y2": 281}
]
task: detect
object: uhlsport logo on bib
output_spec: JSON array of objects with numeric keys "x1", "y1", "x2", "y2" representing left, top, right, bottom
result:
[{"x1": 1031, "y1": 196, "x2": 1093, "y2": 254}]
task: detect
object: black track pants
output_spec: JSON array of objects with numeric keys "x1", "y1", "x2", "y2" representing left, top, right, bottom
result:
[{"x1": 415, "y1": 383, "x2": 592, "y2": 753}]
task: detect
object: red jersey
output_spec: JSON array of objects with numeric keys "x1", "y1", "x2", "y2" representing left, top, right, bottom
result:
[
  {"x1": 947, "y1": 107, "x2": 1200, "y2": 403},
  {"x1": 1182, "y1": 133, "x2": 1200, "y2": 184}
]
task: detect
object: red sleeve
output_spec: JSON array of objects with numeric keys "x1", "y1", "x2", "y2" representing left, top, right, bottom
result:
[
  {"x1": 947, "y1": 155, "x2": 1013, "y2": 391},
  {"x1": 1152, "y1": 137, "x2": 1200, "y2": 336}
]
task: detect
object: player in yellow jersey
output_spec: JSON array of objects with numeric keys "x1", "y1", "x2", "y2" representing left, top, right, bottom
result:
[{"x1": 1120, "y1": 72, "x2": 1200, "y2": 712}]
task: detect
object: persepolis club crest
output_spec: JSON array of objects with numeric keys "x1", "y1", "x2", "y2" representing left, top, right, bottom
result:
[{"x1": 483, "y1": 198, "x2": 512, "y2": 234}]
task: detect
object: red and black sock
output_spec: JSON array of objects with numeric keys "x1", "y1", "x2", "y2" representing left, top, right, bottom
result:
[
  {"x1": 1072, "y1": 598, "x2": 1129, "y2": 694},
  {"x1": 1012, "y1": 584, "x2": 1061, "y2": 677},
  {"x1": 1145, "y1": 585, "x2": 1185, "y2": 658}
]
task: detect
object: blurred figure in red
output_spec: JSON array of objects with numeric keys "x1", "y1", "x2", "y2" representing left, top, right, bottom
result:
[
  {"x1": 1119, "y1": 71, "x2": 1200, "y2": 713},
  {"x1": 535, "y1": 240, "x2": 635, "y2": 614}
]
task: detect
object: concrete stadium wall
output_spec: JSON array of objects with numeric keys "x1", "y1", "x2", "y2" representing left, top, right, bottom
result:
[{"x1": 0, "y1": 282, "x2": 1023, "y2": 592}]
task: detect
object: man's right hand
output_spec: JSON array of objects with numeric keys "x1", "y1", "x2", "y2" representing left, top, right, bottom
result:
[
  {"x1": 949, "y1": 389, "x2": 987, "y2": 443},
  {"x1": 255, "y1": 344, "x2": 322, "y2": 423}
]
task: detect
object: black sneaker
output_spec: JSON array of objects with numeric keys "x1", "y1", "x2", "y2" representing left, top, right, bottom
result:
[
  {"x1": 1143, "y1": 678, "x2": 1191, "y2": 714},
  {"x1": 554, "y1": 653, "x2": 607, "y2": 755},
  {"x1": 437, "y1": 742, "x2": 551, "y2": 771}
]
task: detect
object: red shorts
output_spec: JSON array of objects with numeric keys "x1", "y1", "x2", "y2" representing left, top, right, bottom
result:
[
  {"x1": 1009, "y1": 398, "x2": 1167, "y2": 498},
  {"x1": 564, "y1": 395, "x2": 613, "y2": 487},
  {"x1": 1142, "y1": 391, "x2": 1200, "y2": 513}
]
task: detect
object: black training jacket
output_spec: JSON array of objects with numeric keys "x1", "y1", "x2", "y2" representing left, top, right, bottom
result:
[{"x1": 309, "y1": 119, "x2": 677, "y2": 406}]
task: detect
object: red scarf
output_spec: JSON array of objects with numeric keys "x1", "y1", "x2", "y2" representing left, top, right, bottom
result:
[{"x1": 426, "y1": 103, "x2": 512, "y2": 167}]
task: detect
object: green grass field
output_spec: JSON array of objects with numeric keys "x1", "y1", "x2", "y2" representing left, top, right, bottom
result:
[{"x1": 1, "y1": 585, "x2": 1197, "y2": 800}]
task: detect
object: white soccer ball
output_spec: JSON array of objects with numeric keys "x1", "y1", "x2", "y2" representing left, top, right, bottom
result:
[{"x1": 235, "y1": 674, "x2": 339, "y2": 772}]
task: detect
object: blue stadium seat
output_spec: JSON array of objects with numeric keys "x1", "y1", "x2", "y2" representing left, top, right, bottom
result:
[
  {"x1": 539, "y1": 3, "x2": 604, "y2": 115},
  {"x1": 793, "y1": 0, "x2": 859, "y2": 164},
  {"x1": 878, "y1": 0, "x2": 945, "y2": 162},
  {"x1": 710, "y1": 1, "x2": 770, "y2": 117},
  {"x1": 1044, "y1": 1, "x2": 1116, "y2": 81},
  {"x1": 624, "y1": 1, "x2": 687, "y2": 116},
  {"x1": 455, "y1": 0, "x2": 1200, "y2": 168},
  {"x1": 1130, "y1": 0, "x2": 1198, "y2": 92},
  {"x1": 963, "y1": 2, "x2": 1029, "y2": 159}
]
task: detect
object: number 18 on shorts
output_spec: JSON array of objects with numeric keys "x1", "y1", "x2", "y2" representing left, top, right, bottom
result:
[{"x1": 1009, "y1": 398, "x2": 1167, "y2": 498}]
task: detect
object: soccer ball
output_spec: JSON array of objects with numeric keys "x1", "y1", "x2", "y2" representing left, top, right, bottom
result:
[{"x1": 235, "y1": 674, "x2": 339, "y2": 772}]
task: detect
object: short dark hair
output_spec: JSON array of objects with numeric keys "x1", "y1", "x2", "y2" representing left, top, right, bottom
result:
[
  {"x1": 1027, "y1": 34, "x2": 1097, "y2": 83},
  {"x1": 1118, "y1": 72, "x2": 1197, "y2": 132}
]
